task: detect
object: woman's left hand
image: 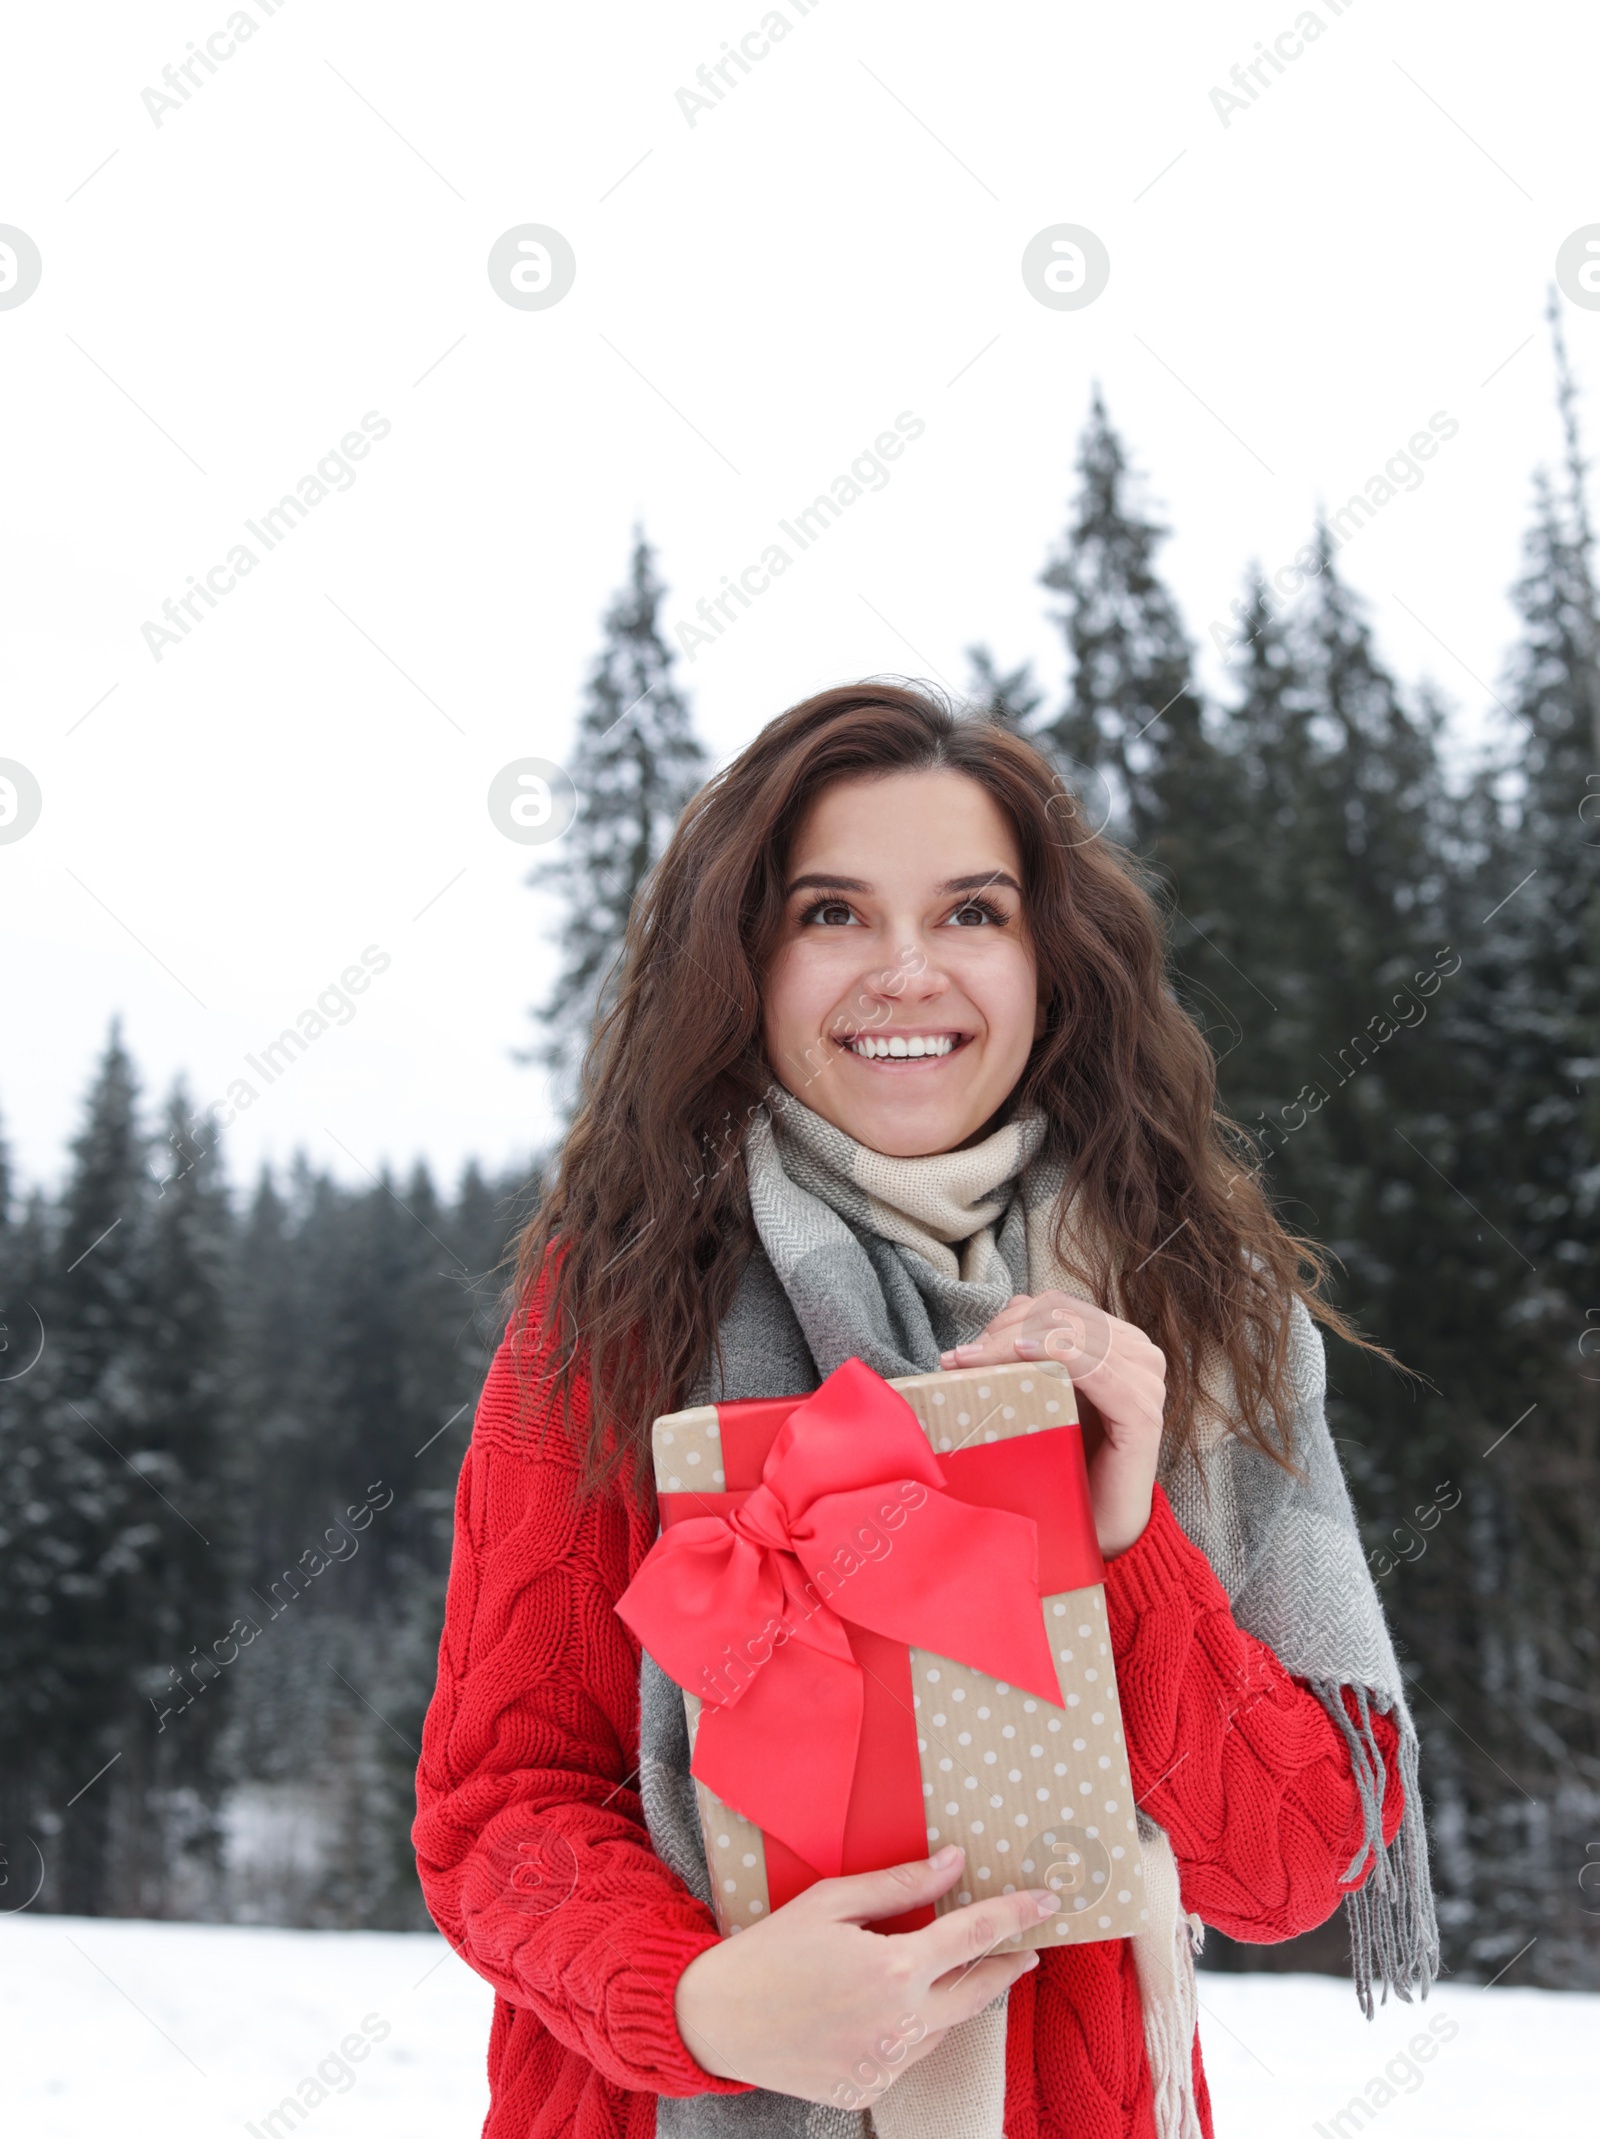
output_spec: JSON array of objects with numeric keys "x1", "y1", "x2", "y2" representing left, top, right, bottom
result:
[{"x1": 939, "y1": 1292, "x2": 1166, "y2": 1557}]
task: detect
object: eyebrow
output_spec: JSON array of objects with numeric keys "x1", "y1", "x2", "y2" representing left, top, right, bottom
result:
[
  {"x1": 944, "y1": 871, "x2": 1022, "y2": 896},
  {"x1": 784, "y1": 870, "x2": 1023, "y2": 897}
]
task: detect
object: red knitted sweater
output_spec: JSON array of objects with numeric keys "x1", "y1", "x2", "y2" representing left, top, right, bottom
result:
[{"x1": 414, "y1": 1314, "x2": 1403, "y2": 2139}]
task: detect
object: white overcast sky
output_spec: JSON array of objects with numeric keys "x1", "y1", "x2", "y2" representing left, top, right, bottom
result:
[{"x1": 4, "y1": 0, "x2": 1596, "y2": 1200}]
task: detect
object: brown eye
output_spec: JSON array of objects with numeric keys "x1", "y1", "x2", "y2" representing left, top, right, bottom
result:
[{"x1": 802, "y1": 899, "x2": 858, "y2": 927}]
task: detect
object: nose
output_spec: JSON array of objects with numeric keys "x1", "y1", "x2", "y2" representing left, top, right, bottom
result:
[{"x1": 860, "y1": 937, "x2": 952, "y2": 1017}]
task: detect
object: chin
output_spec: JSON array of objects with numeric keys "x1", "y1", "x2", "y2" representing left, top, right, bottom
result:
[
  {"x1": 844, "y1": 1104, "x2": 978, "y2": 1159},
  {"x1": 871, "y1": 1132, "x2": 963, "y2": 1158}
]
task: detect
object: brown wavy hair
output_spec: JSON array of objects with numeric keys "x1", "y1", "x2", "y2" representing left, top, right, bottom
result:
[{"x1": 512, "y1": 680, "x2": 1364, "y2": 1500}]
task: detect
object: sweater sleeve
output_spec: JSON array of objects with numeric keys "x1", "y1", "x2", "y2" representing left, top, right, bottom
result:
[
  {"x1": 1103, "y1": 1484, "x2": 1404, "y2": 1943},
  {"x1": 412, "y1": 1315, "x2": 749, "y2": 2099}
]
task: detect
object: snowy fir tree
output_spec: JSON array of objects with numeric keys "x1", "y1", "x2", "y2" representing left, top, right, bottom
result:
[
  {"x1": 964, "y1": 646, "x2": 1044, "y2": 727},
  {"x1": 1035, "y1": 388, "x2": 1225, "y2": 870},
  {"x1": 526, "y1": 530, "x2": 708, "y2": 1115}
]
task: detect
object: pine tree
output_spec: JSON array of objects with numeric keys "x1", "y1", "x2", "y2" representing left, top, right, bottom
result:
[
  {"x1": 10, "y1": 1024, "x2": 155, "y2": 1912},
  {"x1": 964, "y1": 647, "x2": 1043, "y2": 727},
  {"x1": 229, "y1": 1166, "x2": 308, "y2": 1586},
  {"x1": 109, "y1": 1083, "x2": 237, "y2": 1916},
  {"x1": 1410, "y1": 304, "x2": 1600, "y2": 1980},
  {"x1": 217, "y1": 1154, "x2": 510, "y2": 1929},
  {"x1": 1036, "y1": 390, "x2": 1219, "y2": 861},
  {"x1": 1473, "y1": 305, "x2": 1600, "y2": 1274},
  {"x1": 0, "y1": 1108, "x2": 57, "y2": 1915},
  {"x1": 526, "y1": 530, "x2": 707, "y2": 1112},
  {"x1": 1034, "y1": 392, "x2": 1249, "y2": 1078}
]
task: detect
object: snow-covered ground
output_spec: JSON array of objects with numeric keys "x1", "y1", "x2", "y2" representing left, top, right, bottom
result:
[{"x1": 4, "y1": 1913, "x2": 1594, "y2": 2136}]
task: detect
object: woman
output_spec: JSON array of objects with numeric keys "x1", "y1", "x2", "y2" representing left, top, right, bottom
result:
[{"x1": 414, "y1": 682, "x2": 1437, "y2": 2139}]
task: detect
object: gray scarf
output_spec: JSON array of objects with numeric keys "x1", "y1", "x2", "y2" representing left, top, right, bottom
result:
[{"x1": 641, "y1": 1090, "x2": 1437, "y2": 2139}]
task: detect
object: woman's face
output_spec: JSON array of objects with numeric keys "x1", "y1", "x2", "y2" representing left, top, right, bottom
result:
[{"x1": 762, "y1": 769, "x2": 1043, "y2": 1158}]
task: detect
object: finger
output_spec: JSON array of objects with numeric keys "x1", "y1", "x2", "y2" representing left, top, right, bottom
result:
[
  {"x1": 1083, "y1": 1365, "x2": 1156, "y2": 1408},
  {"x1": 1072, "y1": 1357, "x2": 1166, "y2": 1415},
  {"x1": 809, "y1": 1844, "x2": 968, "y2": 1925},
  {"x1": 938, "y1": 1299, "x2": 1033, "y2": 1367},
  {"x1": 938, "y1": 1334, "x2": 1013, "y2": 1368},
  {"x1": 902, "y1": 1882, "x2": 1060, "y2": 1979},
  {"x1": 1019, "y1": 1321, "x2": 1114, "y2": 1376},
  {"x1": 1100, "y1": 1371, "x2": 1166, "y2": 1424}
]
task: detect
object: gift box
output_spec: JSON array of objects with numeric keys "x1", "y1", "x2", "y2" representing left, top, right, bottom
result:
[{"x1": 617, "y1": 1358, "x2": 1146, "y2": 1953}]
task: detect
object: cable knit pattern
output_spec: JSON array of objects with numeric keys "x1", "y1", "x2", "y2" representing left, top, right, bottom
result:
[
  {"x1": 414, "y1": 1301, "x2": 1401, "y2": 2139},
  {"x1": 1104, "y1": 1489, "x2": 1404, "y2": 1946},
  {"x1": 414, "y1": 1305, "x2": 751, "y2": 2137}
]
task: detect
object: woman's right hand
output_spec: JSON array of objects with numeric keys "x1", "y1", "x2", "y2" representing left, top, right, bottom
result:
[{"x1": 672, "y1": 1845, "x2": 1058, "y2": 2111}]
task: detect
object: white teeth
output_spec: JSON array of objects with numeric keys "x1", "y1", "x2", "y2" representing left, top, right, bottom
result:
[{"x1": 847, "y1": 1034, "x2": 957, "y2": 1060}]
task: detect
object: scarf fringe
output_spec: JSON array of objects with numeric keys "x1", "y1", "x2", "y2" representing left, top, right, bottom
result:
[
  {"x1": 1131, "y1": 1826, "x2": 1207, "y2": 2139},
  {"x1": 1309, "y1": 1679, "x2": 1441, "y2": 2018}
]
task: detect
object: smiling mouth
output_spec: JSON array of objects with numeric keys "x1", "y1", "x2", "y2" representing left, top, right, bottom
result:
[{"x1": 837, "y1": 1031, "x2": 969, "y2": 1061}]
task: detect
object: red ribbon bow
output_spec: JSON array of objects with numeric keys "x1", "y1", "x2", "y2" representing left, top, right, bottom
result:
[{"x1": 616, "y1": 1357, "x2": 1065, "y2": 1881}]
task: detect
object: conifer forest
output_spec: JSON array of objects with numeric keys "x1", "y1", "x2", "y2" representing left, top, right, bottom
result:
[{"x1": 3, "y1": 354, "x2": 1596, "y2": 1996}]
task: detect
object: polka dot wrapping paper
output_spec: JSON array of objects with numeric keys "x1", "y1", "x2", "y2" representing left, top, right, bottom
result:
[{"x1": 654, "y1": 1362, "x2": 1146, "y2": 1951}]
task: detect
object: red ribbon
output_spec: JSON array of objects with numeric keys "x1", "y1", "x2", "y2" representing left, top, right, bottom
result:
[{"x1": 617, "y1": 1357, "x2": 1088, "y2": 1886}]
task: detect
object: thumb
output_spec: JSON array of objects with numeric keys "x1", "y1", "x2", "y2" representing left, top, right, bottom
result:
[{"x1": 805, "y1": 1845, "x2": 966, "y2": 1926}]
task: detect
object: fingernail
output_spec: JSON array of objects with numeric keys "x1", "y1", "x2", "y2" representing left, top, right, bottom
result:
[
  {"x1": 1013, "y1": 1338, "x2": 1042, "y2": 1358},
  {"x1": 932, "y1": 1844, "x2": 962, "y2": 1867},
  {"x1": 938, "y1": 1352, "x2": 956, "y2": 1367},
  {"x1": 1033, "y1": 1890, "x2": 1061, "y2": 1916}
]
